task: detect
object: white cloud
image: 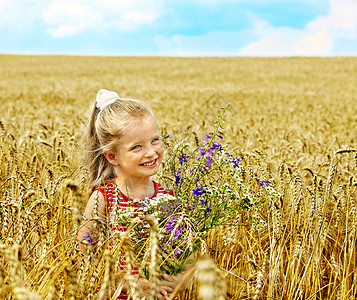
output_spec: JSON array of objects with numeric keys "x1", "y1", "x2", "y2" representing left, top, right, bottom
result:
[
  {"x1": 307, "y1": 0, "x2": 357, "y2": 38},
  {"x1": 0, "y1": 0, "x2": 50, "y2": 33},
  {"x1": 239, "y1": 37, "x2": 288, "y2": 56},
  {"x1": 292, "y1": 31, "x2": 333, "y2": 55},
  {"x1": 122, "y1": 10, "x2": 159, "y2": 25},
  {"x1": 47, "y1": 25, "x2": 82, "y2": 38},
  {"x1": 43, "y1": 1, "x2": 102, "y2": 38},
  {"x1": 238, "y1": 0, "x2": 357, "y2": 56},
  {"x1": 0, "y1": 0, "x2": 5, "y2": 13},
  {"x1": 43, "y1": 2, "x2": 100, "y2": 25},
  {"x1": 42, "y1": 0, "x2": 163, "y2": 38}
]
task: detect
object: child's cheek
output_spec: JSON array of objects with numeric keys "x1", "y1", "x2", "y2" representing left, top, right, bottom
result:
[{"x1": 158, "y1": 143, "x2": 164, "y2": 154}]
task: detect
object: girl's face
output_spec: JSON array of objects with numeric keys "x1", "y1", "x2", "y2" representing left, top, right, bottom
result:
[{"x1": 108, "y1": 116, "x2": 164, "y2": 180}]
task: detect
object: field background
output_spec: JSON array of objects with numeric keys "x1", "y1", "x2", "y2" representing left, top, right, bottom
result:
[{"x1": 0, "y1": 55, "x2": 356, "y2": 299}]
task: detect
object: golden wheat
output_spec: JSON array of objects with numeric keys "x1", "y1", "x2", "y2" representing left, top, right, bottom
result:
[{"x1": 0, "y1": 55, "x2": 356, "y2": 299}]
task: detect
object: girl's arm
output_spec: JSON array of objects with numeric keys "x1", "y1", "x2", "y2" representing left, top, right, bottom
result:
[{"x1": 77, "y1": 190, "x2": 106, "y2": 262}]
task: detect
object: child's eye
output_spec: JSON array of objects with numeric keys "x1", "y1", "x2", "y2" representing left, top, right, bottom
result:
[
  {"x1": 152, "y1": 138, "x2": 160, "y2": 143},
  {"x1": 132, "y1": 145, "x2": 141, "y2": 150}
]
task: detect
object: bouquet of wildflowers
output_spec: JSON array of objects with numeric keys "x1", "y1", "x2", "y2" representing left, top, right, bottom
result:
[{"x1": 114, "y1": 108, "x2": 274, "y2": 276}]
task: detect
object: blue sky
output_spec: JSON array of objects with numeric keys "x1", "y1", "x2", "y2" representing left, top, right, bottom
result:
[{"x1": 0, "y1": 0, "x2": 356, "y2": 56}]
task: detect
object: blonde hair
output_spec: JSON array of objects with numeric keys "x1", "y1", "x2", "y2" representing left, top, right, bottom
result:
[{"x1": 85, "y1": 97, "x2": 155, "y2": 188}]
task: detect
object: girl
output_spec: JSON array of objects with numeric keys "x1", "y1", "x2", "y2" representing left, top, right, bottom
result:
[{"x1": 78, "y1": 89, "x2": 193, "y2": 300}]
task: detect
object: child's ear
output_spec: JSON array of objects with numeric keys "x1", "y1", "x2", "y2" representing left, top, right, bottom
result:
[{"x1": 103, "y1": 151, "x2": 119, "y2": 166}]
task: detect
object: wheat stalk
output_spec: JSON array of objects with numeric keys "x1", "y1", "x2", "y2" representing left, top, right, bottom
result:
[
  {"x1": 98, "y1": 250, "x2": 115, "y2": 300},
  {"x1": 122, "y1": 234, "x2": 141, "y2": 300},
  {"x1": 146, "y1": 215, "x2": 160, "y2": 300}
]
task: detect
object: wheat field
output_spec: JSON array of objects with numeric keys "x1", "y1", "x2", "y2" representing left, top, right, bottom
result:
[{"x1": 0, "y1": 55, "x2": 356, "y2": 299}]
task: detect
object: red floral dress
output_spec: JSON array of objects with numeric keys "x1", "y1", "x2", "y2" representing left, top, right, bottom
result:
[{"x1": 96, "y1": 179, "x2": 174, "y2": 300}]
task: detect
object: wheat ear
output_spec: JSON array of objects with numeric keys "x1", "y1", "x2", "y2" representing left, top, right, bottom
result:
[{"x1": 197, "y1": 257, "x2": 226, "y2": 300}]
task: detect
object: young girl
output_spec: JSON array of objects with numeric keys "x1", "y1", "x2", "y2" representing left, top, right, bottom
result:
[{"x1": 78, "y1": 89, "x2": 193, "y2": 300}]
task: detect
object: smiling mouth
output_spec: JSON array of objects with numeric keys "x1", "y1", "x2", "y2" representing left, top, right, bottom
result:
[{"x1": 141, "y1": 159, "x2": 157, "y2": 166}]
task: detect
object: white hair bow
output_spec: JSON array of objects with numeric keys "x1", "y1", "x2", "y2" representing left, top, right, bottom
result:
[{"x1": 95, "y1": 89, "x2": 120, "y2": 111}]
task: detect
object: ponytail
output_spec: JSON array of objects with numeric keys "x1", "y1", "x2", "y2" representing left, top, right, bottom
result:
[{"x1": 85, "y1": 104, "x2": 117, "y2": 188}]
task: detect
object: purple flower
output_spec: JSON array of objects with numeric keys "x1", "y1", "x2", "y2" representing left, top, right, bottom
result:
[
  {"x1": 160, "y1": 205, "x2": 170, "y2": 217},
  {"x1": 175, "y1": 227, "x2": 183, "y2": 239},
  {"x1": 231, "y1": 157, "x2": 240, "y2": 168},
  {"x1": 179, "y1": 154, "x2": 189, "y2": 165},
  {"x1": 259, "y1": 180, "x2": 270, "y2": 188},
  {"x1": 212, "y1": 142, "x2": 223, "y2": 152},
  {"x1": 164, "y1": 135, "x2": 170, "y2": 139},
  {"x1": 207, "y1": 148, "x2": 215, "y2": 156},
  {"x1": 211, "y1": 142, "x2": 220, "y2": 149},
  {"x1": 166, "y1": 215, "x2": 178, "y2": 232},
  {"x1": 175, "y1": 175, "x2": 182, "y2": 185},
  {"x1": 175, "y1": 168, "x2": 183, "y2": 185},
  {"x1": 204, "y1": 134, "x2": 211, "y2": 139},
  {"x1": 206, "y1": 207, "x2": 212, "y2": 213},
  {"x1": 174, "y1": 248, "x2": 184, "y2": 256},
  {"x1": 193, "y1": 185, "x2": 206, "y2": 196},
  {"x1": 200, "y1": 199, "x2": 206, "y2": 205},
  {"x1": 82, "y1": 232, "x2": 94, "y2": 243},
  {"x1": 195, "y1": 147, "x2": 205, "y2": 160},
  {"x1": 205, "y1": 156, "x2": 213, "y2": 168}
]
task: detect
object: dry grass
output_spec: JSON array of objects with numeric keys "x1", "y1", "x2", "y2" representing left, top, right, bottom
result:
[{"x1": 0, "y1": 55, "x2": 356, "y2": 299}]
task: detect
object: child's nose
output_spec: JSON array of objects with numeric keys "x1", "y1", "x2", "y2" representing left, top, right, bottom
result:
[{"x1": 145, "y1": 145, "x2": 156, "y2": 157}]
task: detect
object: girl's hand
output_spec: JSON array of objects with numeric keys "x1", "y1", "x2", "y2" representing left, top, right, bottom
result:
[
  {"x1": 160, "y1": 272, "x2": 189, "y2": 294},
  {"x1": 160, "y1": 255, "x2": 196, "y2": 295},
  {"x1": 160, "y1": 255, "x2": 196, "y2": 296},
  {"x1": 137, "y1": 278, "x2": 172, "y2": 300}
]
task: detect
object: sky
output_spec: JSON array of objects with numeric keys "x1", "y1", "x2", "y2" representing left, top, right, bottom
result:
[{"x1": 0, "y1": 0, "x2": 356, "y2": 56}]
